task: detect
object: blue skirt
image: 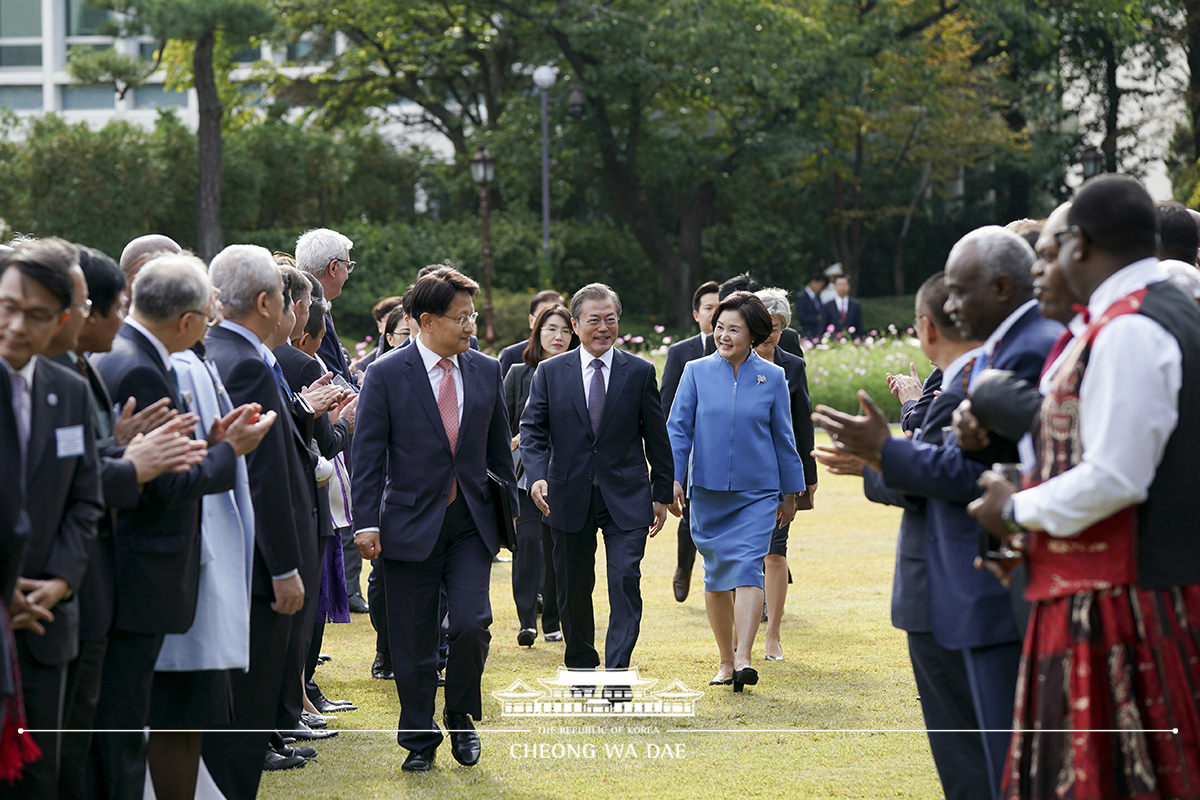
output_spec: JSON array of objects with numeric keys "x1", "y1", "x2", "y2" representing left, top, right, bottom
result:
[{"x1": 689, "y1": 486, "x2": 779, "y2": 592}]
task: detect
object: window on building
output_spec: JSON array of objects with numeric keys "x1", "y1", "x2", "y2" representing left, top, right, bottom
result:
[
  {"x1": 61, "y1": 83, "x2": 115, "y2": 109},
  {"x1": 67, "y1": 0, "x2": 112, "y2": 37},
  {"x1": 232, "y1": 45, "x2": 261, "y2": 64},
  {"x1": 0, "y1": 1, "x2": 41, "y2": 38},
  {"x1": 0, "y1": 46, "x2": 41, "y2": 68},
  {"x1": 286, "y1": 38, "x2": 333, "y2": 64},
  {"x1": 133, "y1": 83, "x2": 186, "y2": 109},
  {"x1": 0, "y1": 85, "x2": 43, "y2": 111}
]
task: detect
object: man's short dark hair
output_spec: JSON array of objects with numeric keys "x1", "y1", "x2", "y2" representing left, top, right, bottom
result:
[
  {"x1": 305, "y1": 299, "x2": 327, "y2": 340},
  {"x1": 409, "y1": 266, "x2": 479, "y2": 323},
  {"x1": 807, "y1": 273, "x2": 828, "y2": 287},
  {"x1": 915, "y1": 272, "x2": 958, "y2": 337},
  {"x1": 718, "y1": 272, "x2": 760, "y2": 300},
  {"x1": 691, "y1": 281, "x2": 720, "y2": 312},
  {"x1": 530, "y1": 289, "x2": 564, "y2": 315},
  {"x1": 712, "y1": 291, "x2": 773, "y2": 348},
  {"x1": 281, "y1": 265, "x2": 308, "y2": 307},
  {"x1": 1068, "y1": 175, "x2": 1157, "y2": 260},
  {"x1": 1157, "y1": 201, "x2": 1199, "y2": 265},
  {"x1": 304, "y1": 272, "x2": 325, "y2": 304},
  {"x1": 0, "y1": 237, "x2": 77, "y2": 310},
  {"x1": 76, "y1": 245, "x2": 125, "y2": 316},
  {"x1": 372, "y1": 295, "x2": 404, "y2": 323}
]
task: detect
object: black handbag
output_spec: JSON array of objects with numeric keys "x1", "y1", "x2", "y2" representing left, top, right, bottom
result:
[{"x1": 487, "y1": 470, "x2": 518, "y2": 553}]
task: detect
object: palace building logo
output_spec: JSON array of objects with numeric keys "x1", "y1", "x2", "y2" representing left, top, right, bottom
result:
[{"x1": 492, "y1": 667, "x2": 704, "y2": 717}]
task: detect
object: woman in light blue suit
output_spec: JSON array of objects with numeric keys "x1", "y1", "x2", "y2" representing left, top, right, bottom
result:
[{"x1": 667, "y1": 292, "x2": 806, "y2": 692}]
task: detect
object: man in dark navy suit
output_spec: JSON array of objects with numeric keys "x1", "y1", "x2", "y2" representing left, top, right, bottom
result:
[
  {"x1": 90, "y1": 254, "x2": 270, "y2": 800},
  {"x1": 520, "y1": 283, "x2": 676, "y2": 678},
  {"x1": 821, "y1": 275, "x2": 865, "y2": 333},
  {"x1": 814, "y1": 226, "x2": 1061, "y2": 798},
  {"x1": 816, "y1": 273, "x2": 992, "y2": 800},
  {"x1": 202, "y1": 245, "x2": 316, "y2": 795},
  {"x1": 1, "y1": 239, "x2": 104, "y2": 800},
  {"x1": 296, "y1": 227, "x2": 357, "y2": 385},
  {"x1": 352, "y1": 266, "x2": 517, "y2": 773},
  {"x1": 497, "y1": 290, "x2": 565, "y2": 376},
  {"x1": 794, "y1": 273, "x2": 828, "y2": 338},
  {"x1": 658, "y1": 280, "x2": 718, "y2": 602}
]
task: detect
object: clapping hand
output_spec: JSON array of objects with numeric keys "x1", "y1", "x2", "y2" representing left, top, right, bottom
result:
[
  {"x1": 887, "y1": 363, "x2": 923, "y2": 404},
  {"x1": 812, "y1": 444, "x2": 864, "y2": 476},
  {"x1": 811, "y1": 390, "x2": 890, "y2": 473},
  {"x1": 113, "y1": 396, "x2": 177, "y2": 445},
  {"x1": 124, "y1": 417, "x2": 208, "y2": 483},
  {"x1": 952, "y1": 399, "x2": 991, "y2": 452}
]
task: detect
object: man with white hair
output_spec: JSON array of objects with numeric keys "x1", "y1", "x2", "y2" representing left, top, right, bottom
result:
[
  {"x1": 295, "y1": 228, "x2": 356, "y2": 384},
  {"x1": 202, "y1": 245, "x2": 318, "y2": 796}
]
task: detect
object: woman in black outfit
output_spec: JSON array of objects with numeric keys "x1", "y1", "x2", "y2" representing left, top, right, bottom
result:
[{"x1": 503, "y1": 304, "x2": 577, "y2": 646}]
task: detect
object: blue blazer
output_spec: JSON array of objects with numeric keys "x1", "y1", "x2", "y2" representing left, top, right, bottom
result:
[
  {"x1": 667, "y1": 352, "x2": 805, "y2": 495},
  {"x1": 794, "y1": 290, "x2": 825, "y2": 338},
  {"x1": 519, "y1": 347, "x2": 673, "y2": 533},
  {"x1": 352, "y1": 343, "x2": 517, "y2": 559}
]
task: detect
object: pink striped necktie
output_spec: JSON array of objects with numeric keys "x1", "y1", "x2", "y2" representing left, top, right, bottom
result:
[{"x1": 437, "y1": 358, "x2": 459, "y2": 504}]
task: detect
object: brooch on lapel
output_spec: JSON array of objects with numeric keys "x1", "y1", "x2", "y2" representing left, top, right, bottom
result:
[
  {"x1": 47, "y1": 392, "x2": 59, "y2": 406},
  {"x1": 756, "y1": 374, "x2": 766, "y2": 385}
]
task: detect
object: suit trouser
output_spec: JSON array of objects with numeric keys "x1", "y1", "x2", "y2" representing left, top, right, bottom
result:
[
  {"x1": 201, "y1": 593, "x2": 292, "y2": 800},
  {"x1": 961, "y1": 640, "x2": 1022, "y2": 800},
  {"x1": 368, "y1": 559, "x2": 388, "y2": 654},
  {"x1": 676, "y1": 503, "x2": 697, "y2": 572},
  {"x1": 277, "y1": 538, "x2": 323, "y2": 734},
  {"x1": 340, "y1": 524, "x2": 362, "y2": 599},
  {"x1": 12, "y1": 634, "x2": 67, "y2": 800},
  {"x1": 86, "y1": 629, "x2": 164, "y2": 800},
  {"x1": 907, "y1": 632, "x2": 993, "y2": 800},
  {"x1": 383, "y1": 494, "x2": 492, "y2": 754},
  {"x1": 59, "y1": 636, "x2": 107, "y2": 800},
  {"x1": 513, "y1": 492, "x2": 561, "y2": 633},
  {"x1": 551, "y1": 485, "x2": 647, "y2": 671}
]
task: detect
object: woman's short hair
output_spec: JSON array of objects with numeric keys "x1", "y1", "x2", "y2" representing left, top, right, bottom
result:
[
  {"x1": 524, "y1": 304, "x2": 577, "y2": 366},
  {"x1": 754, "y1": 287, "x2": 791, "y2": 329},
  {"x1": 713, "y1": 291, "x2": 773, "y2": 348},
  {"x1": 378, "y1": 306, "x2": 407, "y2": 356}
]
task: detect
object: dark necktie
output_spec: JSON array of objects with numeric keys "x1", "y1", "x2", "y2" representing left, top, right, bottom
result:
[
  {"x1": 588, "y1": 359, "x2": 605, "y2": 436},
  {"x1": 268, "y1": 358, "x2": 293, "y2": 405},
  {"x1": 167, "y1": 366, "x2": 182, "y2": 402}
]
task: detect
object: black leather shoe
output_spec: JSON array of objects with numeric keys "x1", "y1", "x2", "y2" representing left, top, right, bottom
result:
[
  {"x1": 291, "y1": 720, "x2": 338, "y2": 741},
  {"x1": 732, "y1": 667, "x2": 759, "y2": 693},
  {"x1": 348, "y1": 594, "x2": 370, "y2": 614},
  {"x1": 673, "y1": 567, "x2": 691, "y2": 602},
  {"x1": 263, "y1": 749, "x2": 307, "y2": 771},
  {"x1": 517, "y1": 628, "x2": 536, "y2": 647},
  {"x1": 402, "y1": 745, "x2": 436, "y2": 772},
  {"x1": 316, "y1": 653, "x2": 332, "y2": 664},
  {"x1": 437, "y1": 669, "x2": 445, "y2": 687},
  {"x1": 274, "y1": 743, "x2": 317, "y2": 760},
  {"x1": 443, "y1": 711, "x2": 481, "y2": 766},
  {"x1": 310, "y1": 694, "x2": 357, "y2": 715},
  {"x1": 372, "y1": 652, "x2": 394, "y2": 681},
  {"x1": 301, "y1": 711, "x2": 329, "y2": 729}
]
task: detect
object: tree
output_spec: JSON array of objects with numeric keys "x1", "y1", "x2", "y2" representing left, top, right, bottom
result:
[{"x1": 74, "y1": 1, "x2": 277, "y2": 259}]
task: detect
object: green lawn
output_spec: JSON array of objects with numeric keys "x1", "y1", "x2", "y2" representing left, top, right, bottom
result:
[{"x1": 259, "y1": 437, "x2": 941, "y2": 799}]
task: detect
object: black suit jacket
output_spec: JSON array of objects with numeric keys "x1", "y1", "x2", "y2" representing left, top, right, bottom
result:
[
  {"x1": 0, "y1": 365, "x2": 26, "y2": 700},
  {"x1": 92, "y1": 323, "x2": 237, "y2": 634},
  {"x1": 18, "y1": 357, "x2": 104, "y2": 665},
  {"x1": 498, "y1": 339, "x2": 528, "y2": 377},
  {"x1": 660, "y1": 333, "x2": 707, "y2": 412},
  {"x1": 821, "y1": 297, "x2": 864, "y2": 333},
  {"x1": 774, "y1": 348, "x2": 818, "y2": 485},
  {"x1": 778, "y1": 327, "x2": 804, "y2": 358},
  {"x1": 520, "y1": 348, "x2": 673, "y2": 533},
  {"x1": 205, "y1": 326, "x2": 317, "y2": 595},
  {"x1": 316, "y1": 311, "x2": 354, "y2": 385},
  {"x1": 51, "y1": 352, "x2": 139, "y2": 642},
  {"x1": 794, "y1": 289, "x2": 825, "y2": 338}
]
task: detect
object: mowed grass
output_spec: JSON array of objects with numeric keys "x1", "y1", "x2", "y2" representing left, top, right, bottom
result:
[{"x1": 259, "y1": 434, "x2": 941, "y2": 799}]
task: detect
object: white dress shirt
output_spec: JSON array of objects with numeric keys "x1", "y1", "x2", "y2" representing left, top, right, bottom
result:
[
  {"x1": 414, "y1": 335, "x2": 462, "y2": 424},
  {"x1": 579, "y1": 345, "x2": 614, "y2": 405},
  {"x1": 125, "y1": 317, "x2": 174, "y2": 371},
  {"x1": 1013, "y1": 259, "x2": 1180, "y2": 537}
]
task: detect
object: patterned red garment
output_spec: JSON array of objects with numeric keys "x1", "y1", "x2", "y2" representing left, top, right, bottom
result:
[
  {"x1": 0, "y1": 609, "x2": 41, "y2": 784},
  {"x1": 1004, "y1": 289, "x2": 1200, "y2": 799}
]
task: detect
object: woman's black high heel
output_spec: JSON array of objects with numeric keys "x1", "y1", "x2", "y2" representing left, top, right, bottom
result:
[{"x1": 732, "y1": 667, "x2": 758, "y2": 692}]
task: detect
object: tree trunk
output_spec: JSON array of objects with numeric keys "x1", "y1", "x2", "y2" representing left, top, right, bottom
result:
[
  {"x1": 1186, "y1": 0, "x2": 1200, "y2": 160},
  {"x1": 1102, "y1": 35, "x2": 1120, "y2": 174},
  {"x1": 194, "y1": 31, "x2": 224, "y2": 261}
]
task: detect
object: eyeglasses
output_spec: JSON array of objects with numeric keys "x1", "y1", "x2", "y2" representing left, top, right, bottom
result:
[
  {"x1": 1051, "y1": 226, "x2": 1079, "y2": 248},
  {"x1": 581, "y1": 315, "x2": 619, "y2": 328},
  {"x1": 73, "y1": 298, "x2": 93, "y2": 319},
  {"x1": 436, "y1": 312, "x2": 478, "y2": 328},
  {"x1": 181, "y1": 309, "x2": 220, "y2": 327},
  {"x1": 333, "y1": 258, "x2": 356, "y2": 275},
  {"x1": 0, "y1": 298, "x2": 66, "y2": 327}
]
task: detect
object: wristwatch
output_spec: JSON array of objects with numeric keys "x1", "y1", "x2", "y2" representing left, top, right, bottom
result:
[{"x1": 1000, "y1": 496, "x2": 1027, "y2": 534}]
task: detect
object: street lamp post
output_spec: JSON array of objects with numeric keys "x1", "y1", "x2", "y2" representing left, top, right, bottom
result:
[
  {"x1": 469, "y1": 146, "x2": 496, "y2": 347},
  {"x1": 1081, "y1": 146, "x2": 1105, "y2": 181},
  {"x1": 532, "y1": 66, "x2": 586, "y2": 261}
]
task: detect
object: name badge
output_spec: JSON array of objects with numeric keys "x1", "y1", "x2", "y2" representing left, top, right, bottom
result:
[{"x1": 56, "y1": 425, "x2": 86, "y2": 458}]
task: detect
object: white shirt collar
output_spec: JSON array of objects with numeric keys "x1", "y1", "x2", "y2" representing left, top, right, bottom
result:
[
  {"x1": 15, "y1": 354, "x2": 37, "y2": 387},
  {"x1": 218, "y1": 319, "x2": 273, "y2": 363},
  {"x1": 982, "y1": 298, "x2": 1039, "y2": 357},
  {"x1": 806, "y1": 287, "x2": 817, "y2": 300},
  {"x1": 580, "y1": 345, "x2": 615, "y2": 370},
  {"x1": 126, "y1": 317, "x2": 174, "y2": 372},
  {"x1": 1087, "y1": 257, "x2": 1165, "y2": 319},
  {"x1": 941, "y1": 346, "x2": 983, "y2": 391},
  {"x1": 414, "y1": 333, "x2": 459, "y2": 373}
]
